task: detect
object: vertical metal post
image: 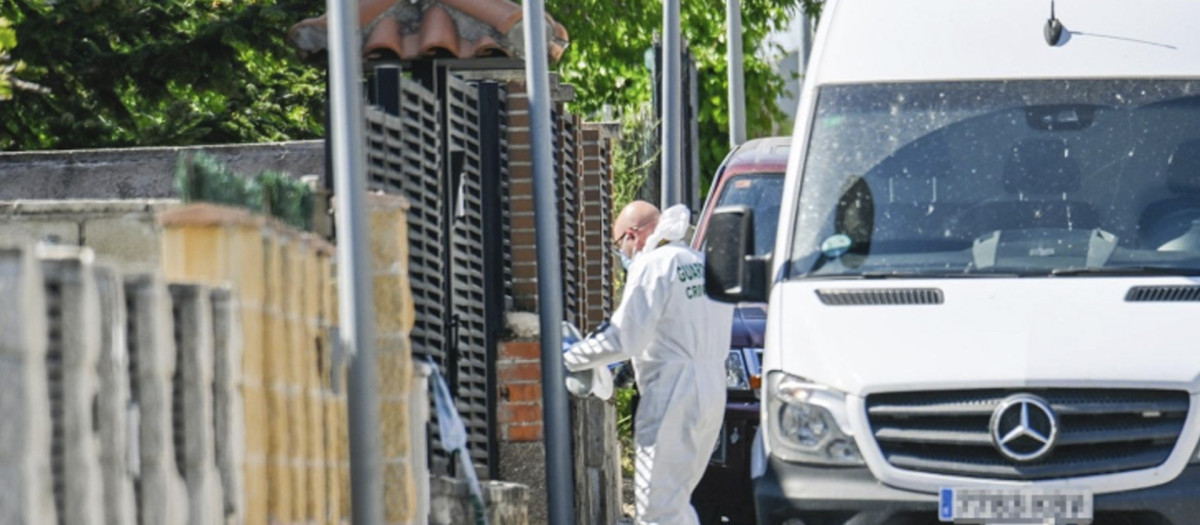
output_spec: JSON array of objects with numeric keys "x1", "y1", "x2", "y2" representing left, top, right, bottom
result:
[
  {"x1": 800, "y1": 12, "x2": 814, "y2": 74},
  {"x1": 521, "y1": 1, "x2": 576, "y2": 524},
  {"x1": 727, "y1": 0, "x2": 747, "y2": 148},
  {"x1": 662, "y1": 0, "x2": 682, "y2": 207},
  {"x1": 327, "y1": 0, "x2": 383, "y2": 524}
]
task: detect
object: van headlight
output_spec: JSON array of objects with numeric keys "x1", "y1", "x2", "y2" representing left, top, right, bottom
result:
[{"x1": 767, "y1": 371, "x2": 864, "y2": 465}]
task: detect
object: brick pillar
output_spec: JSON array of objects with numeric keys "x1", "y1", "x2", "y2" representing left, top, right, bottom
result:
[
  {"x1": 497, "y1": 339, "x2": 545, "y2": 443},
  {"x1": 125, "y1": 272, "x2": 189, "y2": 525},
  {"x1": 40, "y1": 246, "x2": 104, "y2": 525},
  {"x1": 210, "y1": 287, "x2": 246, "y2": 524},
  {"x1": 0, "y1": 245, "x2": 57, "y2": 524},
  {"x1": 94, "y1": 265, "x2": 137, "y2": 525},
  {"x1": 579, "y1": 124, "x2": 617, "y2": 332},
  {"x1": 496, "y1": 336, "x2": 546, "y2": 525},
  {"x1": 169, "y1": 283, "x2": 223, "y2": 525},
  {"x1": 505, "y1": 82, "x2": 539, "y2": 313}
]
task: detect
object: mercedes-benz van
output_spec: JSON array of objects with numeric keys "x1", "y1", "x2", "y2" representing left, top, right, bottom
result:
[
  {"x1": 690, "y1": 137, "x2": 789, "y2": 525},
  {"x1": 704, "y1": 1, "x2": 1200, "y2": 523}
]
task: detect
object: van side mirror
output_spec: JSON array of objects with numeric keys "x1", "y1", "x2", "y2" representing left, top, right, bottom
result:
[{"x1": 705, "y1": 206, "x2": 770, "y2": 303}]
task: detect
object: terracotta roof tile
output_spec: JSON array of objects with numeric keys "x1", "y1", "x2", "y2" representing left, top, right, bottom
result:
[{"x1": 289, "y1": 0, "x2": 569, "y2": 64}]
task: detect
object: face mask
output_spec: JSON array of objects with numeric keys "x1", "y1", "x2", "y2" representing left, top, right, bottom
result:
[{"x1": 619, "y1": 250, "x2": 634, "y2": 271}]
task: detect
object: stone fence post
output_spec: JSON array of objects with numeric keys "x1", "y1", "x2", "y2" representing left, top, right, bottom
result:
[
  {"x1": 169, "y1": 283, "x2": 224, "y2": 525},
  {"x1": 211, "y1": 287, "x2": 246, "y2": 524},
  {"x1": 125, "y1": 273, "x2": 189, "y2": 525},
  {"x1": 0, "y1": 245, "x2": 57, "y2": 524},
  {"x1": 94, "y1": 265, "x2": 137, "y2": 525},
  {"x1": 39, "y1": 245, "x2": 105, "y2": 525}
]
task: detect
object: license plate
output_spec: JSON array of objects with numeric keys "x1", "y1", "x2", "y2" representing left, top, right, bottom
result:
[{"x1": 939, "y1": 488, "x2": 1093, "y2": 523}]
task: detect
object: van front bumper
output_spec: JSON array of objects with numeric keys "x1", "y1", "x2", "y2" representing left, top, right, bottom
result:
[{"x1": 754, "y1": 456, "x2": 1200, "y2": 525}]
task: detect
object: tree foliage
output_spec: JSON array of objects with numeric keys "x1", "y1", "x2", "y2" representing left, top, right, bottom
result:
[
  {"x1": 0, "y1": 0, "x2": 325, "y2": 151},
  {"x1": 547, "y1": 0, "x2": 822, "y2": 192},
  {"x1": 0, "y1": 16, "x2": 15, "y2": 100}
]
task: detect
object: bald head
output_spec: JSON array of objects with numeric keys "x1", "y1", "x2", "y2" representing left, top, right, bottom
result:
[{"x1": 614, "y1": 200, "x2": 660, "y2": 257}]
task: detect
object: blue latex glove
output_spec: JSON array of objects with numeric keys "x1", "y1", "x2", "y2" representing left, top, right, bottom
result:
[{"x1": 562, "y1": 321, "x2": 583, "y2": 352}]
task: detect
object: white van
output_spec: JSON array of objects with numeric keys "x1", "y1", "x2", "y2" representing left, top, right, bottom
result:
[{"x1": 703, "y1": 1, "x2": 1200, "y2": 524}]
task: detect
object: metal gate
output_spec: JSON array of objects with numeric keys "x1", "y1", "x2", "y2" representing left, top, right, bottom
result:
[
  {"x1": 443, "y1": 72, "x2": 492, "y2": 477},
  {"x1": 554, "y1": 105, "x2": 583, "y2": 330},
  {"x1": 365, "y1": 66, "x2": 499, "y2": 478}
]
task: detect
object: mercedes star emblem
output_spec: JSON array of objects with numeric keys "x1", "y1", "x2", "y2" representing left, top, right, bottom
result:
[{"x1": 990, "y1": 394, "x2": 1059, "y2": 462}]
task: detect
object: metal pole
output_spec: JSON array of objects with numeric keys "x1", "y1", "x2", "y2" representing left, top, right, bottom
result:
[
  {"x1": 328, "y1": 0, "x2": 383, "y2": 523},
  {"x1": 727, "y1": 0, "x2": 747, "y2": 148},
  {"x1": 800, "y1": 11, "x2": 814, "y2": 74},
  {"x1": 520, "y1": 2, "x2": 576, "y2": 524},
  {"x1": 662, "y1": 0, "x2": 682, "y2": 207}
]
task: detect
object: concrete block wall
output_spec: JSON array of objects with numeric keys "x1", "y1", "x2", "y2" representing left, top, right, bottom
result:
[
  {"x1": 0, "y1": 200, "x2": 176, "y2": 269},
  {"x1": 159, "y1": 203, "x2": 347, "y2": 525},
  {"x1": 211, "y1": 288, "x2": 247, "y2": 523},
  {"x1": 0, "y1": 245, "x2": 57, "y2": 525},
  {"x1": 169, "y1": 283, "x2": 224, "y2": 525},
  {"x1": 39, "y1": 246, "x2": 105, "y2": 525},
  {"x1": 93, "y1": 266, "x2": 137, "y2": 525},
  {"x1": 126, "y1": 272, "x2": 190, "y2": 525},
  {"x1": 0, "y1": 199, "x2": 347, "y2": 525}
]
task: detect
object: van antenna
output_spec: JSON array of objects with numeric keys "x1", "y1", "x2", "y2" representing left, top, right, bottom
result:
[{"x1": 1045, "y1": 0, "x2": 1064, "y2": 46}]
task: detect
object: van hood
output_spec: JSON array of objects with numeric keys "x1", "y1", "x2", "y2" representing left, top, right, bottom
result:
[{"x1": 767, "y1": 278, "x2": 1200, "y2": 396}]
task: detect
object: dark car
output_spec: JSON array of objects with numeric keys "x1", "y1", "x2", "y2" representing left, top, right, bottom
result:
[{"x1": 690, "y1": 137, "x2": 789, "y2": 525}]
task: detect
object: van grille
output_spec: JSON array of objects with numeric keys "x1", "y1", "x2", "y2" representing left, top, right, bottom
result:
[
  {"x1": 866, "y1": 389, "x2": 1189, "y2": 480},
  {"x1": 816, "y1": 288, "x2": 943, "y2": 306},
  {"x1": 1126, "y1": 285, "x2": 1200, "y2": 302}
]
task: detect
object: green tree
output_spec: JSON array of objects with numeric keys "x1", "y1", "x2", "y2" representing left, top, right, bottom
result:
[
  {"x1": 547, "y1": 0, "x2": 822, "y2": 193},
  {"x1": 0, "y1": 0, "x2": 325, "y2": 150},
  {"x1": 0, "y1": 16, "x2": 14, "y2": 100}
]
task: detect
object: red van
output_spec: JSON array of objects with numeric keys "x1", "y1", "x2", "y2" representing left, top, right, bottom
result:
[{"x1": 690, "y1": 137, "x2": 789, "y2": 525}]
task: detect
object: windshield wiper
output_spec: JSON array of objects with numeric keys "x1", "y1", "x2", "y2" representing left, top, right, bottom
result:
[{"x1": 1050, "y1": 266, "x2": 1200, "y2": 277}]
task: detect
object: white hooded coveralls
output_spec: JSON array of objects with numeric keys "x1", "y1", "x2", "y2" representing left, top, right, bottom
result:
[{"x1": 564, "y1": 206, "x2": 733, "y2": 525}]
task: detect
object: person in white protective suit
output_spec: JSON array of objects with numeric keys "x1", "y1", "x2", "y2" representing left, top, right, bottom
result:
[{"x1": 563, "y1": 200, "x2": 733, "y2": 525}]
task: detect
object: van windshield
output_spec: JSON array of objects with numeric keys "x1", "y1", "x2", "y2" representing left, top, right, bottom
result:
[{"x1": 788, "y1": 80, "x2": 1200, "y2": 278}]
